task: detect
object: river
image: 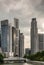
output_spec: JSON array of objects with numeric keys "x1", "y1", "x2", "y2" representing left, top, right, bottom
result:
[{"x1": 0, "y1": 63, "x2": 44, "y2": 65}]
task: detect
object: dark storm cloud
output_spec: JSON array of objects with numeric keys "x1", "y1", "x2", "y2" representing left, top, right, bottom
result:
[{"x1": 30, "y1": 0, "x2": 44, "y2": 13}]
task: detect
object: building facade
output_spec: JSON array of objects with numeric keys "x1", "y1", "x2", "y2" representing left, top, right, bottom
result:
[
  {"x1": 31, "y1": 18, "x2": 39, "y2": 54},
  {"x1": 14, "y1": 18, "x2": 19, "y2": 56},
  {"x1": 0, "y1": 30, "x2": 2, "y2": 53},
  {"x1": 38, "y1": 34, "x2": 44, "y2": 51},
  {"x1": 12, "y1": 27, "x2": 16, "y2": 56},
  {"x1": 0, "y1": 33, "x2": 1, "y2": 47},
  {"x1": 19, "y1": 32, "x2": 24, "y2": 57},
  {"x1": 1, "y1": 20, "x2": 10, "y2": 57}
]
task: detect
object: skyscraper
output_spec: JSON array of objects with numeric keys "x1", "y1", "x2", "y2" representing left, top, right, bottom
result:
[
  {"x1": 1, "y1": 20, "x2": 10, "y2": 55},
  {"x1": 38, "y1": 34, "x2": 44, "y2": 51},
  {"x1": 19, "y1": 32, "x2": 24, "y2": 57},
  {"x1": 14, "y1": 18, "x2": 19, "y2": 28},
  {"x1": 0, "y1": 32, "x2": 1, "y2": 47},
  {"x1": 0, "y1": 25, "x2": 2, "y2": 54},
  {"x1": 14, "y1": 18, "x2": 19, "y2": 56},
  {"x1": 12, "y1": 27, "x2": 16, "y2": 55},
  {"x1": 31, "y1": 18, "x2": 39, "y2": 54},
  {"x1": 9, "y1": 23, "x2": 13, "y2": 57}
]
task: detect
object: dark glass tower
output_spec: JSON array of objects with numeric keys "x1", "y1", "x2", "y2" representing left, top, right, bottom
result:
[
  {"x1": 31, "y1": 18, "x2": 39, "y2": 54},
  {"x1": 1, "y1": 20, "x2": 9, "y2": 52}
]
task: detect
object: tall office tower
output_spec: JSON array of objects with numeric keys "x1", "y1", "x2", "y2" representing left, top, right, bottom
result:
[
  {"x1": 14, "y1": 18, "x2": 19, "y2": 56},
  {"x1": 9, "y1": 24, "x2": 12, "y2": 57},
  {"x1": 14, "y1": 18, "x2": 19, "y2": 28},
  {"x1": 38, "y1": 34, "x2": 44, "y2": 51},
  {"x1": 12, "y1": 27, "x2": 16, "y2": 56},
  {"x1": 1, "y1": 20, "x2": 10, "y2": 57},
  {"x1": 0, "y1": 31, "x2": 1, "y2": 47},
  {"x1": 0, "y1": 32, "x2": 2, "y2": 53},
  {"x1": 0, "y1": 24, "x2": 2, "y2": 53},
  {"x1": 31, "y1": 18, "x2": 39, "y2": 54},
  {"x1": 19, "y1": 32, "x2": 24, "y2": 57}
]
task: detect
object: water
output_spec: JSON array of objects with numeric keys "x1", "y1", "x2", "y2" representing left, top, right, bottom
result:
[
  {"x1": 0, "y1": 63, "x2": 44, "y2": 65},
  {"x1": 0, "y1": 63, "x2": 32, "y2": 65}
]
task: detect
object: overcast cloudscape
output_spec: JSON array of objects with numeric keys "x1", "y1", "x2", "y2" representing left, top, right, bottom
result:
[{"x1": 0, "y1": 0, "x2": 44, "y2": 48}]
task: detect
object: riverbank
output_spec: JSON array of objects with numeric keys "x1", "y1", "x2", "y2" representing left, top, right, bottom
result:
[{"x1": 28, "y1": 60, "x2": 44, "y2": 64}]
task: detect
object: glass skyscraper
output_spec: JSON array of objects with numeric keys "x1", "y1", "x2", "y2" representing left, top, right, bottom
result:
[{"x1": 1, "y1": 20, "x2": 9, "y2": 52}]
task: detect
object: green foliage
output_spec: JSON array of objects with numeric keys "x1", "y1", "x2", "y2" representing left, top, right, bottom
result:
[
  {"x1": 0, "y1": 53, "x2": 4, "y2": 63},
  {"x1": 24, "y1": 51, "x2": 44, "y2": 61},
  {"x1": 24, "y1": 54, "x2": 30, "y2": 59}
]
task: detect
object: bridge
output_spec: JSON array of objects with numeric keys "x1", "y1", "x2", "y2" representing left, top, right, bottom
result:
[{"x1": 4, "y1": 57, "x2": 26, "y2": 63}]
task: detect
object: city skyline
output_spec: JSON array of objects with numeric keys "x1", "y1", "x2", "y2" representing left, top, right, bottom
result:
[
  {"x1": 0, "y1": 0, "x2": 44, "y2": 49},
  {"x1": 0, "y1": 19, "x2": 24, "y2": 57}
]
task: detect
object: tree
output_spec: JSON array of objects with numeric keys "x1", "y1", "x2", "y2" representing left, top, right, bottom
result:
[{"x1": 0, "y1": 53, "x2": 4, "y2": 63}]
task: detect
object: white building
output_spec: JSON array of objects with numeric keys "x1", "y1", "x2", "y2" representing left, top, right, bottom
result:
[{"x1": 14, "y1": 18, "x2": 19, "y2": 56}]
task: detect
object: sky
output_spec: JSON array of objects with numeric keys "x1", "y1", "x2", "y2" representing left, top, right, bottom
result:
[{"x1": 0, "y1": 0, "x2": 44, "y2": 49}]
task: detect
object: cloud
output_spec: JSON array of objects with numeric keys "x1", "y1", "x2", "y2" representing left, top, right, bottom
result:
[
  {"x1": 30, "y1": 0, "x2": 44, "y2": 33},
  {"x1": 30, "y1": 0, "x2": 44, "y2": 16},
  {"x1": 0, "y1": 0, "x2": 44, "y2": 48},
  {"x1": 37, "y1": 18, "x2": 44, "y2": 33},
  {"x1": 20, "y1": 27, "x2": 30, "y2": 35},
  {"x1": 0, "y1": 0, "x2": 22, "y2": 12}
]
